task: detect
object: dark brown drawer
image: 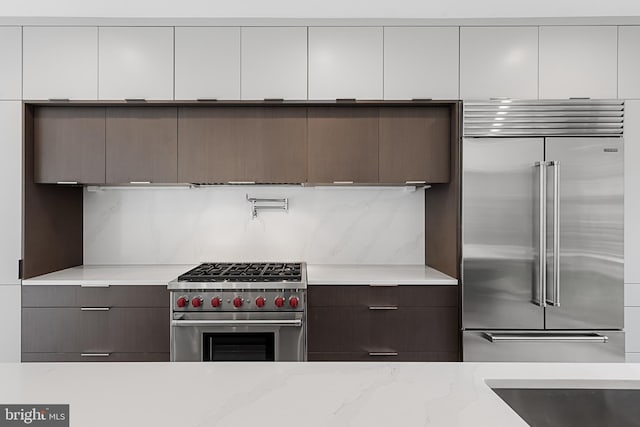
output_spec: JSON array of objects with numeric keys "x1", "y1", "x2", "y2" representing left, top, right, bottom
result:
[
  {"x1": 22, "y1": 307, "x2": 169, "y2": 353},
  {"x1": 368, "y1": 307, "x2": 458, "y2": 352},
  {"x1": 22, "y1": 285, "x2": 170, "y2": 308},
  {"x1": 308, "y1": 285, "x2": 458, "y2": 308},
  {"x1": 307, "y1": 306, "x2": 369, "y2": 353},
  {"x1": 22, "y1": 353, "x2": 169, "y2": 362},
  {"x1": 308, "y1": 352, "x2": 459, "y2": 362}
]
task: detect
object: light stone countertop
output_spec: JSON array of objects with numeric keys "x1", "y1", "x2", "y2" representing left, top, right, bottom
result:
[
  {"x1": 1, "y1": 362, "x2": 640, "y2": 426},
  {"x1": 20, "y1": 264, "x2": 196, "y2": 286},
  {"x1": 21, "y1": 264, "x2": 457, "y2": 286},
  {"x1": 306, "y1": 264, "x2": 457, "y2": 285}
]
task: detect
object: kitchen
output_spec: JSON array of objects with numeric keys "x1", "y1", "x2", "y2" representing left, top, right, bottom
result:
[{"x1": 2, "y1": 0, "x2": 640, "y2": 425}]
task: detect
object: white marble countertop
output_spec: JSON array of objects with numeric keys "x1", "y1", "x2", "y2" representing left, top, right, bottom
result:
[
  {"x1": 22, "y1": 264, "x2": 457, "y2": 286},
  {"x1": 306, "y1": 264, "x2": 458, "y2": 285},
  {"x1": 1, "y1": 362, "x2": 639, "y2": 426},
  {"x1": 21, "y1": 264, "x2": 196, "y2": 286}
]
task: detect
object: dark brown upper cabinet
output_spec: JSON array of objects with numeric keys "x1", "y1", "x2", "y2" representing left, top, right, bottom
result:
[
  {"x1": 307, "y1": 107, "x2": 379, "y2": 184},
  {"x1": 34, "y1": 107, "x2": 106, "y2": 184},
  {"x1": 379, "y1": 107, "x2": 451, "y2": 184},
  {"x1": 178, "y1": 107, "x2": 307, "y2": 183},
  {"x1": 105, "y1": 107, "x2": 178, "y2": 184}
]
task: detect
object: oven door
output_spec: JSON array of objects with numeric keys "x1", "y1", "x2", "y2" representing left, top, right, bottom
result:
[{"x1": 171, "y1": 311, "x2": 305, "y2": 362}]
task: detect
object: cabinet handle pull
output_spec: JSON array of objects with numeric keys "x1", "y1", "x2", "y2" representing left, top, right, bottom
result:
[
  {"x1": 81, "y1": 307, "x2": 110, "y2": 311},
  {"x1": 81, "y1": 353, "x2": 111, "y2": 357},
  {"x1": 228, "y1": 181, "x2": 256, "y2": 185},
  {"x1": 405, "y1": 180, "x2": 426, "y2": 185},
  {"x1": 368, "y1": 352, "x2": 398, "y2": 357},
  {"x1": 124, "y1": 98, "x2": 146, "y2": 102},
  {"x1": 130, "y1": 181, "x2": 151, "y2": 185},
  {"x1": 368, "y1": 306, "x2": 398, "y2": 310},
  {"x1": 333, "y1": 181, "x2": 354, "y2": 184},
  {"x1": 80, "y1": 284, "x2": 110, "y2": 288},
  {"x1": 56, "y1": 181, "x2": 78, "y2": 185}
]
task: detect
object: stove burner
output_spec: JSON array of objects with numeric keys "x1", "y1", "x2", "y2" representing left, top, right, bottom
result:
[{"x1": 178, "y1": 263, "x2": 303, "y2": 282}]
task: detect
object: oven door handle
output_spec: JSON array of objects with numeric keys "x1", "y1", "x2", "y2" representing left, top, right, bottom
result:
[{"x1": 171, "y1": 319, "x2": 303, "y2": 327}]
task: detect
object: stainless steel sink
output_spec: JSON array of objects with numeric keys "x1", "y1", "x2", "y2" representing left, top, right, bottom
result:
[{"x1": 492, "y1": 388, "x2": 640, "y2": 427}]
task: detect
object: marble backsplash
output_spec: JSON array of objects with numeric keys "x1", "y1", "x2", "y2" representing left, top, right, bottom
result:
[{"x1": 83, "y1": 185, "x2": 425, "y2": 265}]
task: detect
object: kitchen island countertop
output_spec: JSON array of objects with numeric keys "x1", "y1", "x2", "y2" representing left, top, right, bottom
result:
[
  {"x1": 21, "y1": 263, "x2": 457, "y2": 286},
  {"x1": 1, "y1": 362, "x2": 640, "y2": 426}
]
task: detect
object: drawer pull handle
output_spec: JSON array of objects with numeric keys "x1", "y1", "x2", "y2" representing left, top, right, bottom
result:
[
  {"x1": 368, "y1": 283, "x2": 399, "y2": 287},
  {"x1": 81, "y1": 353, "x2": 111, "y2": 357},
  {"x1": 368, "y1": 352, "x2": 399, "y2": 357},
  {"x1": 80, "y1": 284, "x2": 110, "y2": 288},
  {"x1": 81, "y1": 307, "x2": 111, "y2": 311},
  {"x1": 368, "y1": 306, "x2": 398, "y2": 310}
]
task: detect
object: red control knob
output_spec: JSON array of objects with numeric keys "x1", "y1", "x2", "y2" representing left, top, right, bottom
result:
[
  {"x1": 192, "y1": 296, "x2": 203, "y2": 308},
  {"x1": 233, "y1": 297, "x2": 243, "y2": 308},
  {"x1": 176, "y1": 296, "x2": 188, "y2": 308},
  {"x1": 255, "y1": 296, "x2": 266, "y2": 308},
  {"x1": 274, "y1": 296, "x2": 285, "y2": 308},
  {"x1": 289, "y1": 296, "x2": 299, "y2": 308},
  {"x1": 211, "y1": 297, "x2": 221, "y2": 308}
]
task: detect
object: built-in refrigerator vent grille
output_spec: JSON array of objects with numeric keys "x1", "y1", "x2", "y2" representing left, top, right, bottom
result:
[{"x1": 463, "y1": 100, "x2": 624, "y2": 137}]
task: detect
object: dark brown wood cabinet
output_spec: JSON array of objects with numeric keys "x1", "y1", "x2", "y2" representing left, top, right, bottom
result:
[
  {"x1": 308, "y1": 107, "x2": 379, "y2": 183},
  {"x1": 307, "y1": 285, "x2": 459, "y2": 362},
  {"x1": 379, "y1": 107, "x2": 451, "y2": 184},
  {"x1": 178, "y1": 107, "x2": 307, "y2": 183},
  {"x1": 21, "y1": 285, "x2": 170, "y2": 362},
  {"x1": 34, "y1": 107, "x2": 106, "y2": 184},
  {"x1": 105, "y1": 107, "x2": 178, "y2": 184}
]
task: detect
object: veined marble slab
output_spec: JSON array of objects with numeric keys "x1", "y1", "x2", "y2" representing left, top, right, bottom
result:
[{"x1": 2, "y1": 362, "x2": 640, "y2": 426}]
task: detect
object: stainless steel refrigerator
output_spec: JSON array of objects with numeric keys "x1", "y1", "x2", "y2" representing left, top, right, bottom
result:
[{"x1": 462, "y1": 100, "x2": 625, "y2": 362}]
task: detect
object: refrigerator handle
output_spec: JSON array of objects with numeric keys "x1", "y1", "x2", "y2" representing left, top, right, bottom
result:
[
  {"x1": 534, "y1": 162, "x2": 547, "y2": 307},
  {"x1": 547, "y1": 161, "x2": 561, "y2": 307}
]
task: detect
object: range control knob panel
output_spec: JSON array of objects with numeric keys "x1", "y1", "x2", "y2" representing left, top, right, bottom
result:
[
  {"x1": 274, "y1": 296, "x2": 285, "y2": 308},
  {"x1": 255, "y1": 296, "x2": 266, "y2": 308},
  {"x1": 191, "y1": 296, "x2": 203, "y2": 308},
  {"x1": 211, "y1": 297, "x2": 222, "y2": 308},
  {"x1": 233, "y1": 297, "x2": 243, "y2": 308},
  {"x1": 176, "y1": 296, "x2": 189, "y2": 308}
]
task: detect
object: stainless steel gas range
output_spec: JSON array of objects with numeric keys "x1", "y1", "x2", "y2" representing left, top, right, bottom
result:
[{"x1": 168, "y1": 262, "x2": 307, "y2": 362}]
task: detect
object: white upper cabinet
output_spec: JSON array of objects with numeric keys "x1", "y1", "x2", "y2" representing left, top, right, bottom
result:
[
  {"x1": 384, "y1": 27, "x2": 458, "y2": 100},
  {"x1": 0, "y1": 27, "x2": 21, "y2": 100},
  {"x1": 309, "y1": 27, "x2": 383, "y2": 100},
  {"x1": 460, "y1": 27, "x2": 538, "y2": 100},
  {"x1": 99, "y1": 27, "x2": 174, "y2": 100},
  {"x1": 23, "y1": 27, "x2": 98, "y2": 100},
  {"x1": 175, "y1": 27, "x2": 240, "y2": 100},
  {"x1": 625, "y1": 101, "x2": 640, "y2": 283},
  {"x1": 539, "y1": 26, "x2": 617, "y2": 99},
  {"x1": 0, "y1": 102, "x2": 21, "y2": 285},
  {"x1": 241, "y1": 27, "x2": 307, "y2": 100},
  {"x1": 619, "y1": 26, "x2": 640, "y2": 99}
]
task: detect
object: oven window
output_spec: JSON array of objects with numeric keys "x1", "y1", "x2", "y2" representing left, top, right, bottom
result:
[{"x1": 202, "y1": 333, "x2": 275, "y2": 361}]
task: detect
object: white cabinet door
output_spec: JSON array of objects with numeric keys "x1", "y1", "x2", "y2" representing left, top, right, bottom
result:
[
  {"x1": 309, "y1": 27, "x2": 383, "y2": 100},
  {"x1": 460, "y1": 27, "x2": 538, "y2": 100},
  {"x1": 384, "y1": 27, "x2": 458, "y2": 100},
  {"x1": 0, "y1": 27, "x2": 21, "y2": 100},
  {"x1": 23, "y1": 27, "x2": 98, "y2": 100},
  {"x1": 625, "y1": 100, "x2": 640, "y2": 283},
  {"x1": 619, "y1": 26, "x2": 640, "y2": 100},
  {"x1": 175, "y1": 27, "x2": 240, "y2": 100},
  {"x1": 0, "y1": 285, "x2": 20, "y2": 362},
  {"x1": 99, "y1": 27, "x2": 174, "y2": 100},
  {"x1": 241, "y1": 27, "x2": 307, "y2": 100},
  {"x1": 0, "y1": 102, "x2": 21, "y2": 285},
  {"x1": 539, "y1": 26, "x2": 617, "y2": 99}
]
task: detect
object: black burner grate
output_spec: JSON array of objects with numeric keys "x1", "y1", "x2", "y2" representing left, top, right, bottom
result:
[{"x1": 178, "y1": 263, "x2": 302, "y2": 282}]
